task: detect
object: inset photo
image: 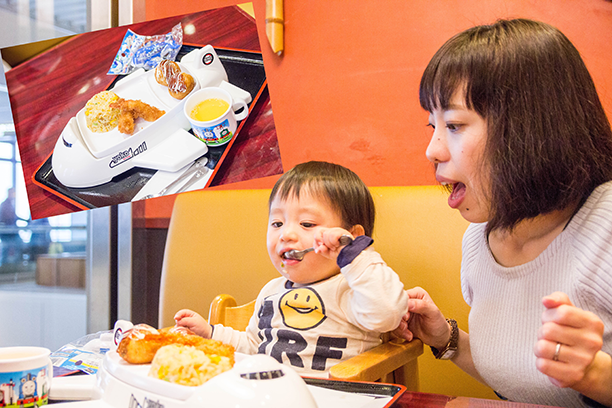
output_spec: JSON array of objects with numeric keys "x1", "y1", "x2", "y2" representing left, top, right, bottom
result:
[{"x1": 3, "y1": 5, "x2": 281, "y2": 220}]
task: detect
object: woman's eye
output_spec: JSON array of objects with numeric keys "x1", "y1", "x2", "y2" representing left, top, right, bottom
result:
[
  {"x1": 446, "y1": 123, "x2": 462, "y2": 132},
  {"x1": 426, "y1": 123, "x2": 435, "y2": 130}
]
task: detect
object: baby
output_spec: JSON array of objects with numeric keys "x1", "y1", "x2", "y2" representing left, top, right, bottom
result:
[{"x1": 175, "y1": 161, "x2": 408, "y2": 376}]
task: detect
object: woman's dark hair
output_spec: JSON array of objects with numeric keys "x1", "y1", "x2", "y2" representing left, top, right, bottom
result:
[
  {"x1": 269, "y1": 161, "x2": 375, "y2": 237},
  {"x1": 420, "y1": 18, "x2": 612, "y2": 233}
]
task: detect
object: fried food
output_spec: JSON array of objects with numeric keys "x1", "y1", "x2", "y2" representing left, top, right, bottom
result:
[
  {"x1": 154, "y1": 60, "x2": 180, "y2": 87},
  {"x1": 111, "y1": 98, "x2": 165, "y2": 122},
  {"x1": 84, "y1": 91, "x2": 121, "y2": 133},
  {"x1": 168, "y1": 72, "x2": 195, "y2": 100},
  {"x1": 117, "y1": 324, "x2": 235, "y2": 365},
  {"x1": 116, "y1": 324, "x2": 161, "y2": 364},
  {"x1": 109, "y1": 98, "x2": 165, "y2": 135},
  {"x1": 154, "y1": 59, "x2": 196, "y2": 100},
  {"x1": 117, "y1": 110, "x2": 135, "y2": 134}
]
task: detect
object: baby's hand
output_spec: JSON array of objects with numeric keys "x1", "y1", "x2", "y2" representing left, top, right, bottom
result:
[
  {"x1": 174, "y1": 309, "x2": 212, "y2": 338},
  {"x1": 313, "y1": 228, "x2": 353, "y2": 261}
]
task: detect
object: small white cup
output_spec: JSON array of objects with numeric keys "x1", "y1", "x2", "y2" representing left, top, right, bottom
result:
[
  {"x1": 0, "y1": 347, "x2": 53, "y2": 406},
  {"x1": 184, "y1": 87, "x2": 248, "y2": 146}
]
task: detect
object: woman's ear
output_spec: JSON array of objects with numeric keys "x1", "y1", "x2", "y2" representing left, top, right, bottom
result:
[{"x1": 349, "y1": 224, "x2": 365, "y2": 237}]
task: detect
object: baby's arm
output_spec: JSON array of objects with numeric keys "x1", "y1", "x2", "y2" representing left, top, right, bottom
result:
[
  {"x1": 340, "y1": 248, "x2": 409, "y2": 333},
  {"x1": 174, "y1": 309, "x2": 212, "y2": 338},
  {"x1": 314, "y1": 228, "x2": 408, "y2": 331},
  {"x1": 209, "y1": 281, "x2": 283, "y2": 355},
  {"x1": 210, "y1": 315, "x2": 261, "y2": 354},
  {"x1": 175, "y1": 308, "x2": 259, "y2": 353}
]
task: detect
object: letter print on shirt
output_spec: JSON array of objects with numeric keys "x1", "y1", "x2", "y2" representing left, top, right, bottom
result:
[{"x1": 257, "y1": 284, "x2": 348, "y2": 372}]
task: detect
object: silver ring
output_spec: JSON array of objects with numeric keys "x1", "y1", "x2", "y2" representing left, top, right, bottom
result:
[{"x1": 553, "y1": 342, "x2": 561, "y2": 361}]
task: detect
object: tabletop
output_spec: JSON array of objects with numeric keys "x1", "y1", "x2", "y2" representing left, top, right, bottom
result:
[
  {"x1": 6, "y1": 6, "x2": 282, "y2": 220},
  {"x1": 391, "y1": 391, "x2": 555, "y2": 408}
]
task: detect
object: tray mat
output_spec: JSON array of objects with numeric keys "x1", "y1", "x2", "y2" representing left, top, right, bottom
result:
[{"x1": 33, "y1": 45, "x2": 266, "y2": 209}]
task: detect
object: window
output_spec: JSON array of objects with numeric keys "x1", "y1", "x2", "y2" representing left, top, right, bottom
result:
[{"x1": 0, "y1": 0, "x2": 101, "y2": 350}]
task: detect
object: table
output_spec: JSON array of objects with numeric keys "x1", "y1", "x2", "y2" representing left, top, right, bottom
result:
[
  {"x1": 5, "y1": 6, "x2": 282, "y2": 220},
  {"x1": 392, "y1": 391, "x2": 554, "y2": 407}
]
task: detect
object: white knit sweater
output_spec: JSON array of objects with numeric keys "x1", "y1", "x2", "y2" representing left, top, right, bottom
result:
[{"x1": 462, "y1": 181, "x2": 612, "y2": 408}]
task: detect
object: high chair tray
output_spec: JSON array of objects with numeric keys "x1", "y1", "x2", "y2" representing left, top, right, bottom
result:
[
  {"x1": 32, "y1": 45, "x2": 267, "y2": 210},
  {"x1": 304, "y1": 378, "x2": 406, "y2": 407}
]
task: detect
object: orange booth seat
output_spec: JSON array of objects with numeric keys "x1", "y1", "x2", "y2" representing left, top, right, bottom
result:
[{"x1": 158, "y1": 186, "x2": 497, "y2": 399}]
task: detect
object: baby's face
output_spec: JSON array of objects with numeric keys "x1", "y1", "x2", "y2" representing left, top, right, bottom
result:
[{"x1": 267, "y1": 192, "x2": 342, "y2": 284}]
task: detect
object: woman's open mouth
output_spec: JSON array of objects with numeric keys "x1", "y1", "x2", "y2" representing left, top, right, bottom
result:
[{"x1": 447, "y1": 182, "x2": 466, "y2": 209}]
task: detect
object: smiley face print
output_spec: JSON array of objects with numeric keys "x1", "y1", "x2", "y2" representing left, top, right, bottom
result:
[{"x1": 279, "y1": 288, "x2": 326, "y2": 330}]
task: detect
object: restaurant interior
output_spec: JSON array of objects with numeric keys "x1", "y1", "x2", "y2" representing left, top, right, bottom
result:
[{"x1": 0, "y1": 0, "x2": 611, "y2": 406}]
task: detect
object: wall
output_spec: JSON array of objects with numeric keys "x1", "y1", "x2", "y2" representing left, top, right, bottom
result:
[
  {"x1": 134, "y1": 0, "x2": 612, "y2": 221},
  {"x1": 0, "y1": 287, "x2": 86, "y2": 351},
  {"x1": 131, "y1": 0, "x2": 612, "y2": 400}
]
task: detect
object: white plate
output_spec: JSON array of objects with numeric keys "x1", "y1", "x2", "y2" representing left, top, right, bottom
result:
[
  {"x1": 76, "y1": 62, "x2": 198, "y2": 159},
  {"x1": 102, "y1": 350, "x2": 245, "y2": 401}
]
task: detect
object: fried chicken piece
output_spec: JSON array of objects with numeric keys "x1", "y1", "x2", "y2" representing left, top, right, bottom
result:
[
  {"x1": 117, "y1": 324, "x2": 235, "y2": 365},
  {"x1": 117, "y1": 324, "x2": 162, "y2": 364},
  {"x1": 116, "y1": 99, "x2": 165, "y2": 121},
  {"x1": 109, "y1": 98, "x2": 165, "y2": 134},
  {"x1": 116, "y1": 110, "x2": 135, "y2": 134}
]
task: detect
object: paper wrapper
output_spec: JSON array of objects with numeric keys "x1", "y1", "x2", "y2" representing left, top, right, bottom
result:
[{"x1": 108, "y1": 23, "x2": 183, "y2": 75}]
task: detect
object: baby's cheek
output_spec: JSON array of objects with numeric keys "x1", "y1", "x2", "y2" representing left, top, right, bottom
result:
[{"x1": 277, "y1": 266, "x2": 293, "y2": 281}]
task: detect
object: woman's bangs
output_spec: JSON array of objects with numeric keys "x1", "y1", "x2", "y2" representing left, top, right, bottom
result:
[{"x1": 419, "y1": 48, "x2": 472, "y2": 112}]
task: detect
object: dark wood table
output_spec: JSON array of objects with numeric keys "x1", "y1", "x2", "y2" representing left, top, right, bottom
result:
[
  {"x1": 391, "y1": 391, "x2": 555, "y2": 408},
  {"x1": 6, "y1": 6, "x2": 282, "y2": 220}
]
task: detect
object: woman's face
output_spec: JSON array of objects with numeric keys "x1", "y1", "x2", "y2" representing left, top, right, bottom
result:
[{"x1": 425, "y1": 91, "x2": 490, "y2": 223}]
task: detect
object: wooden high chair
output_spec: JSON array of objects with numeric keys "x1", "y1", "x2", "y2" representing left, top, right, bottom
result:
[
  {"x1": 208, "y1": 293, "x2": 423, "y2": 389},
  {"x1": 158, "y1": 188, "x2": 465, "y2": 392}
]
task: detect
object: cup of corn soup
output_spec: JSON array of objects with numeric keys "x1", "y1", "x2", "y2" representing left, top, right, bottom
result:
[{"x1": 184, "y1": 87, "x2": 248, "y2": 146}]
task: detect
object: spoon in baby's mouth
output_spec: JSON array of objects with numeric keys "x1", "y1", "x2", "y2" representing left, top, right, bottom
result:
[{"x1": 282, "y1": 235, "x2": 353, "y2": 261}]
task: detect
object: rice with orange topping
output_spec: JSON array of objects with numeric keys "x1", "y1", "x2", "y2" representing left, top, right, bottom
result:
[{"x1": 148, "y1": 344, "x2": 233, "y2": 386}]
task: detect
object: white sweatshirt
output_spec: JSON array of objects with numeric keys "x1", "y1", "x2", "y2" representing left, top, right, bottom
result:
[
  {"x1": 212, "y1": 247, "x2": 408, "y2": 377},
  {"x1": 462, "y1": 181, "x2": 612, "y2": 408}
]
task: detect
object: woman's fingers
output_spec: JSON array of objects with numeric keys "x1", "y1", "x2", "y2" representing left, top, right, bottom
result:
[
  {"x1": 541, "y1": 291, "x2": 572, "y2": 309},
  {"x1": 535, "y1": 292, "x2": 605, "y2": 388}
]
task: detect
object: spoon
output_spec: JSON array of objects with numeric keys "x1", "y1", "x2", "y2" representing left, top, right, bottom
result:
[
  {"x1": 140, "y1": 157, "x2": 208, "y2": 200},
  {"x1": 283, "y1": 235, "x2": 353, "y2": 261}
]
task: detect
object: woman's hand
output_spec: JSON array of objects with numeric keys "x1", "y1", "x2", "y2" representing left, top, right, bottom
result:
[
  {"x1": 392, "y1": 286, "x2": 451, "y2": 349},
  {"x1": 393, "y1": 287, "x2": 486, "y2": 383},
  {"x1": 534, "y1": 291, "x2": 612, "y2": 405},
  {"x1": 174, "y1": 309, "x2": 212, "y2": 338}
]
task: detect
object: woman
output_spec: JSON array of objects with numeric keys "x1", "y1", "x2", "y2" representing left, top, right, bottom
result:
[{"x1": 397, "y1": 19, "x2": 612, "y2": 407}]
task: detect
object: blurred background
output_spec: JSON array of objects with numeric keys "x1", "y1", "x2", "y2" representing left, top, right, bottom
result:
[
  {"x1": 0, "y1": 0, "x2": 112, "y2": 351},
  {"x1": 0, "y1": 0, "x2": 257, "y2": 353}
]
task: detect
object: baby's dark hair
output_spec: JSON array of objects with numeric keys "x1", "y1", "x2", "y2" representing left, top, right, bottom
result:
[
  {"x1": 420, "y1": 18, "x2": 612, "y2": 233},
  {"x1": 269, "y1": 161, "x2": 375, "y2": 237}
]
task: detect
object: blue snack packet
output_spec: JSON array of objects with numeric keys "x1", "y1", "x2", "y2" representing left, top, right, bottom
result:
[{"x1": 108, "y1": 23, "x2": 183, "y2": 75}]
